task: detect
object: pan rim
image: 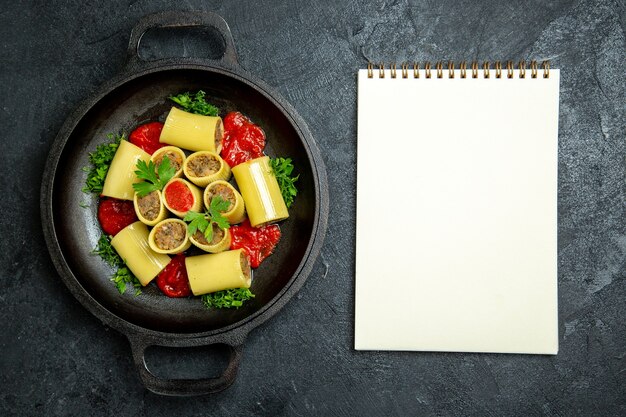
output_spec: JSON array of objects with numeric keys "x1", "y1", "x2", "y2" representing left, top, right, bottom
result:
[{"x1": 41, "y1": 61, "x2": 329, "y2": 343}]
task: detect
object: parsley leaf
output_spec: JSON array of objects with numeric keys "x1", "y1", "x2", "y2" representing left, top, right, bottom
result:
[
  {"x1": 169, "y1": 90, "x2": 220, "y2": 116},
  {"x1": 82, "y1": 133, "x2": 125, "y2": 194},
  {"x1": 183, "y1": 196, "x2": 231, "y2": 242},
  {"x1": 208, "y1": 195, "x2": 231, "y2": 229},
  {"x1": 269, "y1": 157, "x2": 299, "y2": 208},
  {"x1": 201, "y1": 288, "x2": 255, "y2": 309},
  {"x1": 184, "y1": 210, "x2": 210, "y2": 238},
  {"x1": 92, "y1": 234, "x2": 141, "y2": 295},
  {"x1": 132, "y1": 157, "x2": 176, "y2": 197}
]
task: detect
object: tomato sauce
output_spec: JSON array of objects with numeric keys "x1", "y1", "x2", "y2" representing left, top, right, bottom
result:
[
  {"x1": 156, "y1": 253, "x2": 191, "y2": 297},
  {"x1": 230, "y1": 219, "x2": 281, "y2": 268},
  {"x1": 221, "y1": 112, "x2": 266, "y2": 167},
  {"x1": 97, "y1": 198, "x2": 138, "y2": 236},
  {"x1": 164, "y1": 181, "x2": 194, "y2": 212},
  {"x1": 129, "y1": 122, "x2": 165, "y2": 155}
]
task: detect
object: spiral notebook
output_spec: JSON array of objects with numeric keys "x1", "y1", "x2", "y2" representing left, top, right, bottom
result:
[{"x1": 355, "y1": 61, "x2": 560, "y2": 354}]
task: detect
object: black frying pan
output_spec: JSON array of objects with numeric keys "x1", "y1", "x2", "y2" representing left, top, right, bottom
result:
[{"x1": 40, "y1": 11, "x2": 328, "y2": 396}]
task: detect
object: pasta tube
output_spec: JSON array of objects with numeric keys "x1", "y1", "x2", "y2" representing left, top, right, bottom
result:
[
  {"x1": 150, "y1": 146, "x2": 186, "y2": 178},
  {"x1": 183, "y1": 151, "x2": 231, "y2": 187},
  {"x1": 133, "y1": 190, "x2": 168, "y2": 226},
  {"x1": 148, "y1": 218, "x2": 191, "y2": 254},
  {"x1": 159, "y1": 107, "x2": 224, "y2": 153},
  {"x1": 203, "y1": 180, "x2": 246, "y2": 224},
  {"x1": 189, "y1": 224, "x2": 231, "y2": 253},
  {"x1": 110, "y1": 221, "x2": 171, "y2": 286},
  {"x1": 231, "y1": 156, "x2": 289, "y2": 227},
  {"x1": 185, "y1": 249, "x2": 251, "y2": 296},
  {"x1": 101, "y1": 140, "x2": 151, "y2": 200},
  {"x1": 162, "y1": 178, "x2": 203, "y2": 218}
]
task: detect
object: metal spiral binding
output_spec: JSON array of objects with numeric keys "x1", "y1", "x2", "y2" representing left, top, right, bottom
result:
[{"x1": 366, "y1": 60, "x2": 550, "y2": 79}]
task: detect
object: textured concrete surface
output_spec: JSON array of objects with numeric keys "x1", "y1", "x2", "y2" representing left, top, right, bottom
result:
[{"x1": 1, "y1": 0, "x2": 624, "y2": 415}]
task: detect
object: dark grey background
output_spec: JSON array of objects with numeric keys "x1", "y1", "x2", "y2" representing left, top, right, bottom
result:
[{"x1": 1, "y1": 0, "x2": 624, "y2": 415}]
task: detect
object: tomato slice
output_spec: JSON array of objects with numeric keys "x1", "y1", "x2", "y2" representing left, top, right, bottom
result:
[
  {"x1": 129, "y1": 122, "x2": 165, "y2": 155},
  {"x1": 97, "y1": 198, "x2": 137, "y2": 236},
  {"x1": 230, "y1": 219, "x2": 281, "y2": 268},
  {"x1": 156, "y1": 253, "x2": 192, "y2": 298}
]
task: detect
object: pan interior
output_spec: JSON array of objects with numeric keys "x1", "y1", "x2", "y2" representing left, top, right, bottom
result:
[{"x1": 52, "y1": 68, "x2": 316, "y2": 333}]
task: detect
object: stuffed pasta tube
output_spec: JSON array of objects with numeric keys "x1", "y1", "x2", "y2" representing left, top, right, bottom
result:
[
  {"x1": 183, "y1": 151, "x2": 231, "y2": 187},
  {"x1": 101, "y1": 140, "x2": 151, "y2": 200},
  {"x1": 162, "y1": 178, "x2": 203, "y2": 218},
  {"x1": 189, "y1": 223, "x2": 232, "y2": 254},
  {"x1": 110, "y1": 221, "x2": 171, "y2": 286},
  {"x1": 231, "y1": 156, "x2": 288, "y2": 227},
  {"x1": 133, "y1": 190, "x2": 168, "y2": 226},
  {"x1": 159, "y1": 107, "x2": 224, "y2": 153},
  {"x1": 150, "y1": 146, "x2": 185, "y2": 178},
  {"x1": 185, "y1": 249, "x2": 251, "y2": 296},
  {"x1": 203, "y1": 180, "x2": 246, "y2": 224},
  {"x1": 148, "y1": 218, "x2": 191, "y2": 254}
]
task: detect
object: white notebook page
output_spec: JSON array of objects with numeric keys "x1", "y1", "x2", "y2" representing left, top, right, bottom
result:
[{"x1": 355, "y1": 68, "x2": 560, "y2": 354}]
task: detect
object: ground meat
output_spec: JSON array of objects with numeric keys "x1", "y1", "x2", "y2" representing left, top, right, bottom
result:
[
  {"x1": 193, "y1": 223, "x2": 225, "y2": 246},
  {"x1": 187, "y1": 154, "x2": 221, "y2": 177},
  {"x1": 240, "y1": 251, "x2": 251, "y2": 280},
  {"x1": 215, "y1": 119, "x2": 224, "y2": 150},
  {"x1": 154, "y1": 221, "x2": 187, "y2": 250},
  {"x1": 207, "y1": 183, "x2": 235, "y2": 210},
  {"x1": 137, "y1": 190, "x2": 160, "y2": 221},
  {"x1": 154, "y1": 151, "x2": 183, "y2": 172}
]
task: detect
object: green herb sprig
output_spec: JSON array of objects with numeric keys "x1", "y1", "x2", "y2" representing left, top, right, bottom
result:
[
  {"x1": 169, "y1": 90, "x2": 220, "y2": 116},
  {"x1": 93, "y1": 234, "x2": 141, "y2": 295},
  {"x1": 132, "y1": 157, "x2": 176, "y2": 197},
  {"x1": 184, "y1": 196, "x2": 230, "y2": 242},
  {"x1": 82, "y1": 133, "x2": 125, "y2": 194},
  {"x1": 201, "y1": 288, "x2": 255, "y2": 309},
  {"x1": 269, "y1": 157, "x2": 299, "y2": 208}
]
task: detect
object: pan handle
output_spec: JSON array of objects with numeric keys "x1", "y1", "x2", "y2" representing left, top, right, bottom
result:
[
  {"x1": 125, "y1": 10, "x2": 239, "y2": 70},
  {"x1": 128, "y1": 336, "x2": 244, "y2": 396}
]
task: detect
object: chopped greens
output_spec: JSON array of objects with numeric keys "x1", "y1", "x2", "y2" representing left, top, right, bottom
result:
[
  {"x1": 183, "y1": 196, "x2": 230, "y2": 242},
  {"x1": 169, "y1": 90, "x2": 220, "y2": 116},
  {"x1": 92, "y1": 234, "x2": 141, "y2": 295},
  {"x1": 82, "y1": 133, "x2": 125, "y2": 194},
  {"x1": 93, "y1": 234, "x2": 122, "y2": 267},
  {"x1": 201, "y1": 288, "x2": 255, "y2": 309},
  {"x1": 269, "y1": 157, "x2": 299, "y2": 208},
  {"x1": 132, "y1": 157, "x2": 176, "y2": 197},
  {"x1": 111, "y1": 266, "x2": 142, "y2": 296}
]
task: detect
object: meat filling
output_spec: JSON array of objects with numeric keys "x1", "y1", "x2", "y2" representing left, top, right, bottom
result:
[
  {"x1": 187, "y1": 154, "x2": 221, "y2": 178},
  {"x1": 154, "y1": 221, "x2": 187, "y2": 250},
  {"x1": 154, "y1": 151, "x2": 183, "y2": 172},
  {"x1": 215, "y1": 120, "x2": 224, "y2": 150},
  {"x1": 137, "y1": 190, "x2": 161, "y2": 221},
  {"x1": 240, "y1": 251, "x2": 251, "y2": 280},
  {"x1": 193, "y1": 223, "x2": 225, "y2": 246},
  {"x1": 207, "y1": 184, "x2": 235, "y2": 211}
]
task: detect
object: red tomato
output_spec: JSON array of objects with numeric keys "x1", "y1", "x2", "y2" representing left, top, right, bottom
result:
[
  {"x1": 129, "y1": 122, "x2": 165, "y2": 155},
  {"x1": 156, "y1": 253, "x2": 191, "y2": 298},
  {"x1": 223, "y1": 111, "x2": 248, "y2": 131},
  {"x1": 230, "y1": 219, "x2": 281, "y2": 268},
  {"x1": 163, "y1": 181, "x2": 194, "y2": 213},
  {"x1": 97, "y1": 198, "x2": 138, "y2": 236},
  {"x1": 221, "y1": 112, "x2": 266, "y2": 167}
]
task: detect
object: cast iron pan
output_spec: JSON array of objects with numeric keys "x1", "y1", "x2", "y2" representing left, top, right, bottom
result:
[{"x1": 40, "y1": 11, "x2": 328, "y2": 396}]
